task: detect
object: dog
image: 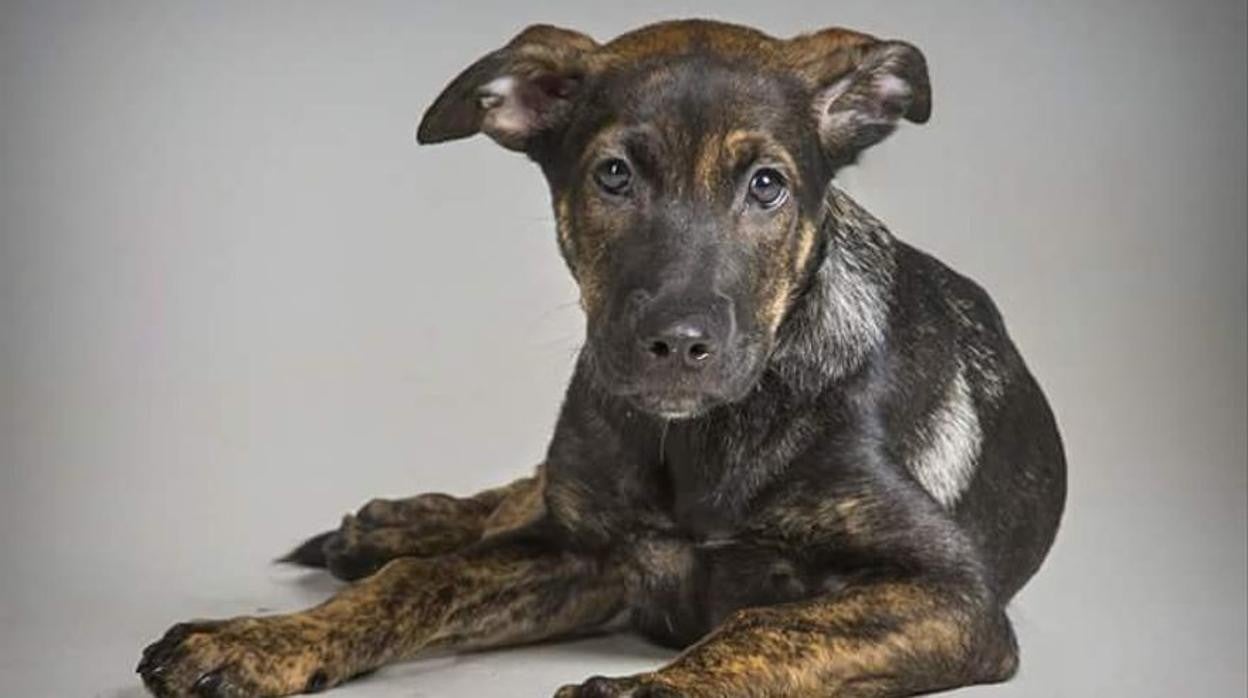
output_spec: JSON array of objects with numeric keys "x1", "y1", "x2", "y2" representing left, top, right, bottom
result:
[{"x1": 137, "y1": 19, "x2": 1066, "y2": 697}]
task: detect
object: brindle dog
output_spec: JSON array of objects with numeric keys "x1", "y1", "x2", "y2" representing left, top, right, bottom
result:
[{"x1": 138, "y1": 19, "x2": 1066, "y2": 698}]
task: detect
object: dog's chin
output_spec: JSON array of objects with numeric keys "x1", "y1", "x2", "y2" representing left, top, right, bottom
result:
[{"x1": 625, "y1": 373, "x2": 764, "y2": 419}]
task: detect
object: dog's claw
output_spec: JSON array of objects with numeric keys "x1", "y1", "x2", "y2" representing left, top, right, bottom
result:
[{"x1": 192, "y1": 669, "x2": 224, "y2": 696}]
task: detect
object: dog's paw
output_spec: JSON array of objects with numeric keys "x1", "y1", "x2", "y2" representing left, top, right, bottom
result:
[
  {"x1": 317, "y1": 513, "x2": 479, "y2": 581},
  {"x1": 282, "y1": 499, "x2": 487, "y2": 581},
  {"x1": 320, "y1": 515, "x2": 390, "y2": 581},
  {"x1": 353, "y1": 493, "x2": 469, "y2": 527},
  {"x1": 554, "y1": 675, "x2": 686, "y2": 698},
  {"x1": 137, "y1": 617, "x2": 334, "y2": 697}
]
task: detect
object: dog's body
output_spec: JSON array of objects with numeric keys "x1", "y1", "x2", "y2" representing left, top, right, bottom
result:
[{"x1": 139, "y1": 20, "x2": 1065, "y2": 697}]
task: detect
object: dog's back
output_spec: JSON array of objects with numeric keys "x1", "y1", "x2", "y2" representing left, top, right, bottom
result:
[{"x1": 887, "y1": 239, "x2": 1066, "y2": 599}]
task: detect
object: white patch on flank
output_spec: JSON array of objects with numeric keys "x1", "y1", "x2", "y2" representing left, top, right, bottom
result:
[{"x1": 909, "y1": 367, "x2": 983, "y2": 508}]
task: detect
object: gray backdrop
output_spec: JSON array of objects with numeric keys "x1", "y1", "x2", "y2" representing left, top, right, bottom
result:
[{"x1": 2, "y1": 1, "x2": 1245, "y2": 696}]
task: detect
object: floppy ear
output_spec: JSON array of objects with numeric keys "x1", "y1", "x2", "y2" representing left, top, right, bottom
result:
[
  {"x1": 783, "y1": 28, "x2": 931, "y2": 167},
  {"x1": 416, "y1": 24, "x2": 599, "y2": 152}
]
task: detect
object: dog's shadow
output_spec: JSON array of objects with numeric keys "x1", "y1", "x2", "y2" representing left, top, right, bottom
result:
[
  {"x1": 280, "y1": 567, "x2": 345, "y2": 599},
  {"x1": 352, "y1": 634, "x2": 677, "y2": 694},
  {"x1": 538, "y1": 632, "x2": 675, "y2": 662}
]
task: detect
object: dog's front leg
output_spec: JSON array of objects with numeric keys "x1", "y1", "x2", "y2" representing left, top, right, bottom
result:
[
  {"x1": 284, "y1": 467, "x2": 546, "y2": 580},
  {"x1": 139, "y1": 530, "x2": 623, "y2": 697},
  {"x1": 557, "y1": 577, "x2": 1017, "y2": 698}
]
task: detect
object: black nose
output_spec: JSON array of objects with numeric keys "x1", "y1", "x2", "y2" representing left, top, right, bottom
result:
[{"x1": 641, "y1": 320, "x2": 719, "y2": 368}]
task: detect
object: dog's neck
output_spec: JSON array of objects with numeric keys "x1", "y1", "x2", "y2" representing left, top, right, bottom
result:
[{"x1": 769, "y1": 184, "x2": 898, "y2": 395}]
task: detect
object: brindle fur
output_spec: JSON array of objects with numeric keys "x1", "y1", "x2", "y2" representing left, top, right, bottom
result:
[
  {"x1": 282, "y1": 470, "x2": 544, "y2": 580},
  {"x1": 138, "y1": 19, "x2": 1065, "y2": 697}
]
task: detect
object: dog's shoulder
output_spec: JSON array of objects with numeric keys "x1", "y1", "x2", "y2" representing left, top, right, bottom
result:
[{"x1": 887, "y1": 241, "x2": 1021, "y2": 402}]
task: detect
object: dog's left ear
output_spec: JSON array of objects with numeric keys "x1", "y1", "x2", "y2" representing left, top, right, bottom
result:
[
  {"x1": 783, "y1": 28, "x2": 931, "y2": 166},
  {"x1": 417, "y1": 24, "x2": 599, "y2": 152}
]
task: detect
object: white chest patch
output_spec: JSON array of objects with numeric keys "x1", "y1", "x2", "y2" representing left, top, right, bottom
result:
[{"x1": 909, "y1": 367, "x2": 983, "y2": 508}]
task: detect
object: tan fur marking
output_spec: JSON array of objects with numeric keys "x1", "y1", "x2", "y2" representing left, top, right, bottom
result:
[
  {"x1": 556, "y1": 195, "x2": 573, "y2": 250},
  {"x1": 793, "y1": 219, "x2": 817, "y2": 275},
  {"x1": 482, "y1": 466, "x2": 546, "y2": 535},
  {"x1": 694, "y1": 135, "x2": 725, "y2": 196}
]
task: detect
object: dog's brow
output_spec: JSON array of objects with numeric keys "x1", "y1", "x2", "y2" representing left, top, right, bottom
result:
[
  {"x1": 579, "y1": 124, "x2": 623, "y2": 166},
  {"x1": 621, "y1": 129, "x2": 665, "y2": 179},
  {"x1": 722, "y1": 130, "x2": 801, "y2": 185},
  {"x1": 580, "y1": 124, "x2": 664, "y2": 181}
]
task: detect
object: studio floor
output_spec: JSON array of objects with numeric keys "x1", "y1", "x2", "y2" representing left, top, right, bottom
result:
[{"x1": 0, "y1": 556, "x2": 1124, "y2": 697}]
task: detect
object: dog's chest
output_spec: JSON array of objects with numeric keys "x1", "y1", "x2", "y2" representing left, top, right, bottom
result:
[
  {"x1": 611, "y1": 427, "x2": 845, "y2": 646},
  {"x1": 621, "y1": 519, "x2": 844, "y2": 649}
]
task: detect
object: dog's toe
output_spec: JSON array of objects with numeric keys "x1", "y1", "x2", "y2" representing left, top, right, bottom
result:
[{"x1": 137, "y1": 622, "x2": 241, "y2": 697}]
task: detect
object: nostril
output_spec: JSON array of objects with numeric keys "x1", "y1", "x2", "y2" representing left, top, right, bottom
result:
[
  {"x1": 687, "y1": 342, "x2": 712, "y2": 362},
  {"x1": 648, "y1": 339, "x2": 672, "y2": 359}
]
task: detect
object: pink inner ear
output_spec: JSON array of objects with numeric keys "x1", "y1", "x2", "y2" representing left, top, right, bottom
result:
[
  {"x1": 818, "y1": 71, "x2": 913, "y2": 119},
  {"x1": 476, "y1": 73, "x2": 578, "y2": 149},
  {"x1": 872, "y1": 74, "x2": 913, "y2": 116},
  {"x1": 812, "y1": 64, "x2": 920, "y2": 157},
  {"x1": 478, "y1": 76, "x2": 537, "y2": 146}
]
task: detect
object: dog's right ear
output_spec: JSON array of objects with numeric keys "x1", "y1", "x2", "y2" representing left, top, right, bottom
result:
[{"x1": 416, "y1": 25, "x2": 599, "y2": 152}]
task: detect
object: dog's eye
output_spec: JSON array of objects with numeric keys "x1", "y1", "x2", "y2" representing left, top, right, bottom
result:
[
  {"x1": 594, "y1": 158, "x2": 632, "y2": 195},
  {"x1": 748, "y1": 168, "x2": 788, "y2": 208}
]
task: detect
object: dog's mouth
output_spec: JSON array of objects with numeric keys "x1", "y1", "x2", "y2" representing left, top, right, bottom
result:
[
  {"x1": 585, "y1": 331, "x2": 772, "y2": 420},
  {"x1": 628, "y1": 390, "x2": 714, "y2": 420},
  {"x1": 588, "y1": 357, "x2": 738, "y2": 420}
]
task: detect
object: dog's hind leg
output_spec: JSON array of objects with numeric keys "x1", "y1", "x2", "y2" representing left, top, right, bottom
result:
[
  {"x1": 140, "y1": 523, "x2": 623, "y2": 697},
  {"x1": 282, "y1": 465, "x2": 544, "y2": 580}
]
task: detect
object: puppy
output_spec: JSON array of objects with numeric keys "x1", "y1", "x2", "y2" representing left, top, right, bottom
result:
[{"x1": 139, "y1": 19, "x2": 1066, "y2": 697}]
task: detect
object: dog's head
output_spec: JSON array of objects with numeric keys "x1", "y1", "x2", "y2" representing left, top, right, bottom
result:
[{"x1": 418, "y1": 20, "x2": 929, "y2": 419}]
